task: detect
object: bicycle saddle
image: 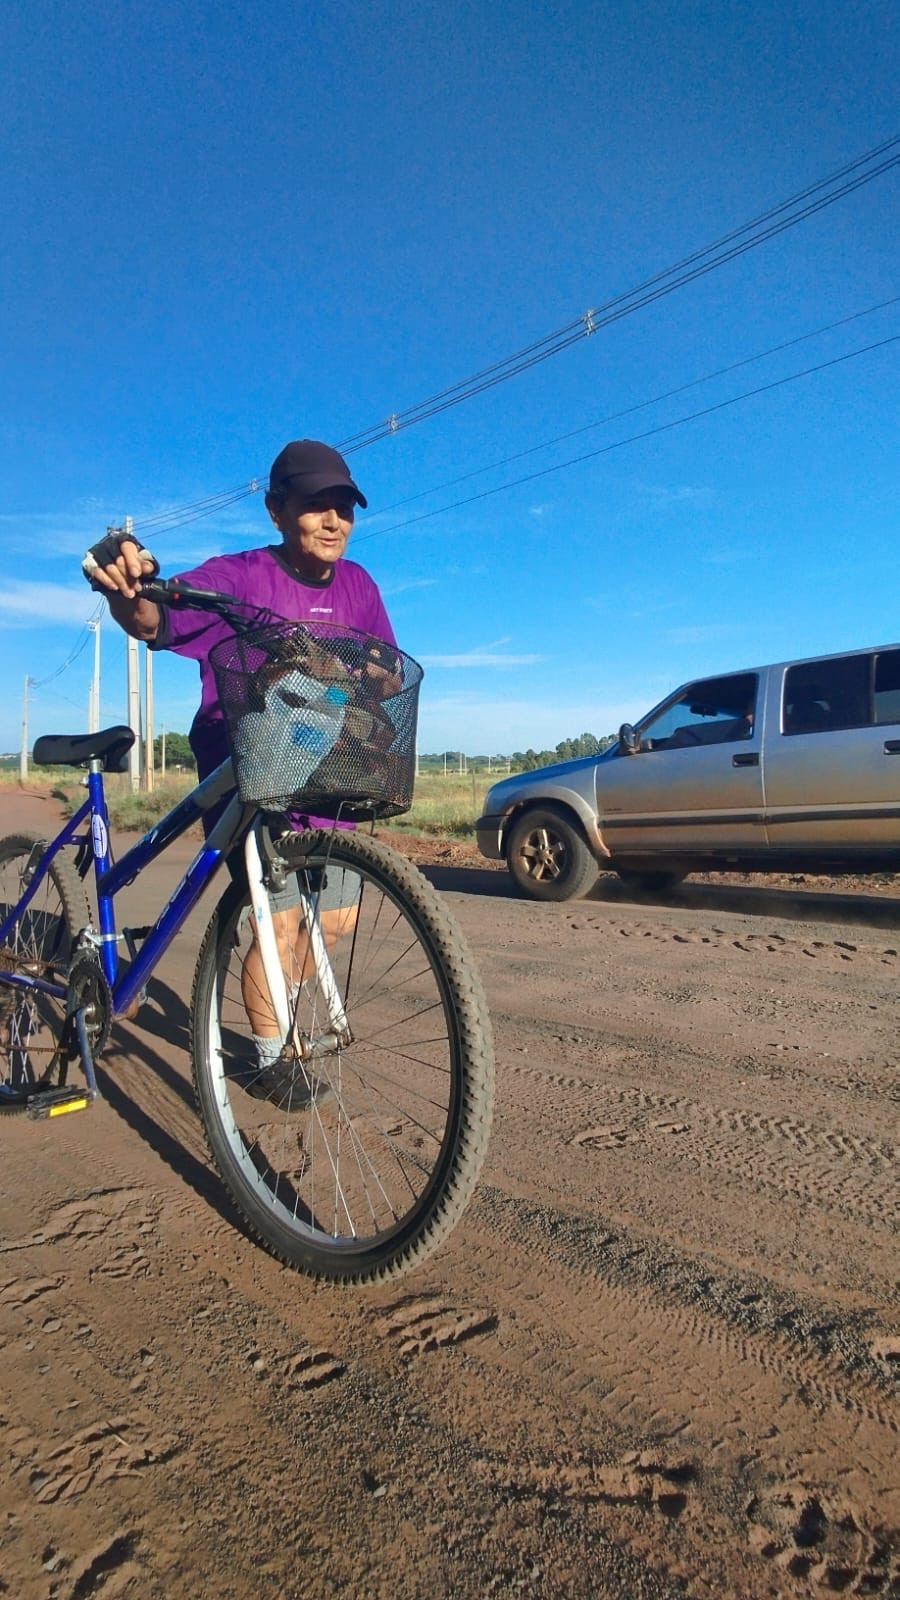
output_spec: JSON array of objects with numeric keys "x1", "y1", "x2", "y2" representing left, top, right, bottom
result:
[{"x1": 33, "y1": 725, "x2": 136, "y2": 773}]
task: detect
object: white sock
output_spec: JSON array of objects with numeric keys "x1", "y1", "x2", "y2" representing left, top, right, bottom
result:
[
  {"x1": 252, "y1": 983, "x2": 308, "y2": 1067},
  {"x1": 252, "y1": 1033, "x2": 283, "y2": 1068}
]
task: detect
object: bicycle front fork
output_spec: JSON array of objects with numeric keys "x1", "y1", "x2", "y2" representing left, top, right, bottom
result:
[{"x1": 243, "y1": 822, "x2": 351, "y2": 1055}]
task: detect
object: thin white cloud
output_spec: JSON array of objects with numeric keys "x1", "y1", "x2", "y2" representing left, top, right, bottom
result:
[
  {"x1": 380, "y1": 577, "x2": 438, "y2": 597},
  {"x1": 0, "y1": 580, "x2": 100, "y2": 626},
  {"x1": 0, "y1": 512, "x2": 109, "y2": 562},
  {"x1": 423, "y1": 652, "x2": 543, "y2": 668},
  {"x1": 0, "y1": 495, "x2": 267, "y2": 568},
  {"x1": 625, "y1": 597, "x2": 682, "y2": 620},
  {"x1": 638, "y1": 484, "x2": 715, "y2": 509},
  {"x1": 422, "y1": 636, "x2": 542, "y2": 669},
  {"x1": 665, "y1": 622, "x2": 742, "y2": 645},
  {"x1": 702, "y1": 545, "x2": 748, "y2": 565}
]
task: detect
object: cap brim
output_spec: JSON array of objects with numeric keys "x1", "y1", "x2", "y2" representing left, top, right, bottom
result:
[{"x1": 271, "y1": 474, "x2": 367, "y2": 510}]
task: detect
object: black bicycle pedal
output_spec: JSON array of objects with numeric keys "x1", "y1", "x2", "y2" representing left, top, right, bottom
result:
[{"x1": 26, "y1": 1086, "x2": 95, "y2": 1120}]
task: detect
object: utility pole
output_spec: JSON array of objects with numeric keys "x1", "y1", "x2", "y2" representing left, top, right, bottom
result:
[
  {"x1": 87, "y1": 618, "x2": 101, "y2": 732},
  {"x1": 120, "y1": 516, "x2": 142, "y2": 793},
  {"x1": 161, "y1": 723, "x2": 166, "y2": 779},
  {"x1": 144, "y1": 645, "x2": 154, "y2": 792},
  {"x1": 126, "y1": 636, "x2": 140, "y2": 792},
  {"x1": 19, "y1": 676, "x2": 30, "y2": 782}
]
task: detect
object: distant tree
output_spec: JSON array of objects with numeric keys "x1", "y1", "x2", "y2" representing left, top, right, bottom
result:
[{"x1": 154, "y1": 731, "x2": 196, "y2": 770}]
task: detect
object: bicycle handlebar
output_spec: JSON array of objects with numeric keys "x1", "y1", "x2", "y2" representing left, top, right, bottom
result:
[
  {"x1": 136, "y1": 578, "x2": 401, "y2": 678},
  {"x1": 139, "y1": 576, "x2": 271, "y2": 636},
  {"x1": 139, "y1": 576, "x2": 243, "y2": 612},
  {"x1": 134, "y1": 576, "x2": 404, "y2": 685}
]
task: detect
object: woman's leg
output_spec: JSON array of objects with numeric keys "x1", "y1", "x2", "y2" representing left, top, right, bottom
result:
[{"x1": 241, "y1": 904, "x2": 359, "y2": 1038}]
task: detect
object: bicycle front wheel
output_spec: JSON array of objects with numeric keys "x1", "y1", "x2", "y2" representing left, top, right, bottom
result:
[
  {"x1": 0, "y1": 833, "x2": 90, "y2": 1113},
  {"x1": 190, "y1": 828, "x2": 494, "y2": 1283}
]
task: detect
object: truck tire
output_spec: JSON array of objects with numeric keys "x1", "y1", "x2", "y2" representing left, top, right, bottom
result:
[{"x1": 506, "y1": 808, "x2": 598, "y2": 902}]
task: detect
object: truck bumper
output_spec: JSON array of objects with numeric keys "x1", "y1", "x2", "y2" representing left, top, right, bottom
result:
[{"x1": 475, "y1": 814, "x2": 506, "y2": 861}]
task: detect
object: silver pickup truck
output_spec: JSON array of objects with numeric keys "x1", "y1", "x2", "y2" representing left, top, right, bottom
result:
[{"x1": 475, "y1": 641, "x2": 900, "y2": 900}]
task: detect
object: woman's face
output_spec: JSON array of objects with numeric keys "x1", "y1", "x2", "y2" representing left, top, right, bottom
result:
[{"x1": 268, "y1": 489, "x2": 355, "y2": 577}]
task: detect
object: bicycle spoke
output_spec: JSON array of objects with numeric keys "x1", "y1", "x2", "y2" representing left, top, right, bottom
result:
[
  {"x1": 0, "y1": 834, "x2": 88, "y2": 1110},
  {"x1": 191, "y1": 829, "x2": 493, "y2": 1281}
]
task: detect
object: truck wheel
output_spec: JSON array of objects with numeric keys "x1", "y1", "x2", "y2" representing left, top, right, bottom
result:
[{"x1": 505, "y1": 809, "x2": 598, "y2": 902}]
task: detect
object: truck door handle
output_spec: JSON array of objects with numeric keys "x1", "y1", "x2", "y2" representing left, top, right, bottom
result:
[
  {"x1": 884, "y1": 740, "x2": 900, "y2": 754},
  {"x1": 732, "y1": 752, "x2": 759, "y2": 767}
]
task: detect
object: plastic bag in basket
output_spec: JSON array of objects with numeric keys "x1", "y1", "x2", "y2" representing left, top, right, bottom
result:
[{"x1": 232, "y1": 668, "x2": 349, "y2": 800}]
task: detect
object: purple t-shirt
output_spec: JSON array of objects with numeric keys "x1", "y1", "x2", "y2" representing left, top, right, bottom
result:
[{"x1": 152, "y1": 544, "x2": 396, "y2": 776}]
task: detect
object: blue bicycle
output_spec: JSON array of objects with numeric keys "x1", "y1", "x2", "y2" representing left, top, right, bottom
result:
[{"x1": 0, "y1": 580, "x2": 494, "y2": 1284}]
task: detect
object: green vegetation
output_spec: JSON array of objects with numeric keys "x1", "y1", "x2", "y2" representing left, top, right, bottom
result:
[
  {"x1": 4, "y1": 726, "x2": 617, "y2": 839},
  {"x1": 389, "y1": 773, "x2": 488, "y2": 837},
  {"x1": 9, "y1": 771, "x2": 490, "y2": 839},
  {"x1": 419, "y1": 731, "x2": 615, "y2": 777},
  {"x1": 153, "y1": 731, "x2": 196, "y2": 770}
]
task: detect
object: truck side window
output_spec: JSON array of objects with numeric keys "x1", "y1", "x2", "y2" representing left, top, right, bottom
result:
[
  {"x1": 873, "y1": 648, "x2": 900, "y2": 725},
  {"x1": 642, "y1": 673, "x2": 758, "y2": 748},
  {"x1": 783, "y1": 655, "x2": 871, "y2": 734}
]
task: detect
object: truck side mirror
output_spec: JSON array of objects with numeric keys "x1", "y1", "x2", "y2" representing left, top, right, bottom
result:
[{"x1": 618, "y1": 722, "x2": 640, "y2": 755}]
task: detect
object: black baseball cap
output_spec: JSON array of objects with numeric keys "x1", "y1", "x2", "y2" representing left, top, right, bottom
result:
[{"x1": 267, "y1": 439, "x2": 367, "y2": 509}]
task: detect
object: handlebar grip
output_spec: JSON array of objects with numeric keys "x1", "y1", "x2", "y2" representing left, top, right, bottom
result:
[{"x1": 139, "y1": 578, "x2": 243, "y2": 609}]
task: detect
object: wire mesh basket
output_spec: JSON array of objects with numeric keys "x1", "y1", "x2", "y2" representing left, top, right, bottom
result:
[{"x1": 209, "y1": 621, "x2": 423, "y2": 818}]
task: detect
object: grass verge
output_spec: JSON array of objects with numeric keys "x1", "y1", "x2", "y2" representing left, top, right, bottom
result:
[{"x1": 4, "y1": 769, "x2": 493, "y2": 841}]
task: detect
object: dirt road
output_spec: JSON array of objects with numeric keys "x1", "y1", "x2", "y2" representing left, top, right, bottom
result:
[{"x1": 0, "y1": 789, "x2": 897, "y2": 1599}]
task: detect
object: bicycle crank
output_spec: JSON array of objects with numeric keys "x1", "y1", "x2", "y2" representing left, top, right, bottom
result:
[{"x1": 30, "y1": 950, "x2": 113, "y2": 1116}]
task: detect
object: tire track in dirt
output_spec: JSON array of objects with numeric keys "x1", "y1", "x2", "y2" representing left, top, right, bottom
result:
[
  {"x1": 3, "y1": 790, "x2": 899, "y2": 1598},
  {"x1": 497, "y1": 1057, "x2": 898, "y2": 1235},
  {"x1": 568, "y1": 911, "x2": 900, "y2": 971},
  {"x1": 433, "y1": 1193, "x2": 899, "y2": 1595},
  {"x1": 22, "y1": 1100, "x2": 890, "y2": 1600},
  {"x1": 471, "y1": 1185, "x2": 898, "y2": 1421}
]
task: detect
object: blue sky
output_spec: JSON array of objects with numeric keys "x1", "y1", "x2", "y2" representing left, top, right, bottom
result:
[{"x1": 1, "y1": 0, "x2": 897, "y2": 758}]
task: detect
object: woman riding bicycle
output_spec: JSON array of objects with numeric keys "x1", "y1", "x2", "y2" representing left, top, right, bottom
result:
[{"x1": 83, "y1": 438, "x2": 399, "y2": 1098}]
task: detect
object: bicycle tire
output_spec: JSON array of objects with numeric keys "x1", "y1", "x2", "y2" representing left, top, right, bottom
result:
[
  {"x1": 190, "y1": 828, "x2": 494, "y2": 1283},
  {"x1": 0, "y1": 832, "x2": 90, "y2": 1114}
]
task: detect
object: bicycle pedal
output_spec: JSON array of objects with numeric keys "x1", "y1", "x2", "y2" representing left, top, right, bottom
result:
[{"x1": 27, "y1": 1086, "x2": 95, "y2": 1120}]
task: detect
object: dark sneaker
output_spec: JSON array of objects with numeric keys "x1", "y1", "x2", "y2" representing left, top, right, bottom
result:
[{"x1": 244, "y1": 1051, "x2": 333, "y2": 1110}]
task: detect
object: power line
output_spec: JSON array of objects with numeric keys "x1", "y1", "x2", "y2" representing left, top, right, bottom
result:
[
  {"x1": 133, "y1": 482, "x2": 259, "y2": 535},
  {"x1": 369, "y1": 295, "x2": 900, "y2": 517},
  {"x1": 122, "y1": 134, "x2": 897, "y2": 539},
  {"x1": 354, "y1": 333, "x2": 899, "y2": 541},
  {"x1": 30, "y1": 599, "x2": 105, "y2": 689},
  {"x1": 334, "y1": 136, "x2": 900, "y2": 451}
]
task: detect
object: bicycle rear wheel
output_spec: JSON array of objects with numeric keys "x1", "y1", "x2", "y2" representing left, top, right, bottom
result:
[
  {"x1": 191, "y1": 828, "x2": 494, "y2": 1283},
  {"x1": 0, "y1": 833, "x2": 90, "y2": 1113}
]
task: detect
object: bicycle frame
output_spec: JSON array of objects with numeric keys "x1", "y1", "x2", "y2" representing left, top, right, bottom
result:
[
  {"x1": 0, "y1": 759, "x2": 243, "y2": 1013},
  {"x1": 1, "y1": 751, "x2": 350, "y2": 1063}
]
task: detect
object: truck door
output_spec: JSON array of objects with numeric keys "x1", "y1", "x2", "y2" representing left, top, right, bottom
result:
[
  {"x1": 764, "y1": 648, "x2": 900, "y2": 851},
  {"x1": 597, "y1": 671, "x2": 767, "y2": 857}
]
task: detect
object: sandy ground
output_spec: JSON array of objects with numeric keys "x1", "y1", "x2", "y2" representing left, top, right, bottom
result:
[{"x1": 0, "y1": 787, "x2": 897, "y2": 1600}]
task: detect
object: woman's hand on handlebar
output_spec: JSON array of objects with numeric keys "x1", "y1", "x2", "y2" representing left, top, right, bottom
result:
[
  {"x1": 82, "y1": 533, "x2": 159, "y2": 601},
  {"x1": 82, "y1": 534, "x2": 162, "y2": 641}
]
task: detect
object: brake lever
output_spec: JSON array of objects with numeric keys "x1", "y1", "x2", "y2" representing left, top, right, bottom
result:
[{"x1": 138, "y1": 579, "x2": 275, "y2": 635}]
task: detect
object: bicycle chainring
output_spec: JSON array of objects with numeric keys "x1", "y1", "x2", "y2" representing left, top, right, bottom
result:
[{"x1": 66, "y1": 950, "x2": 112, "y2": 1058}]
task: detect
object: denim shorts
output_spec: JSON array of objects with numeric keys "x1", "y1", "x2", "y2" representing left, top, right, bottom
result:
[{"x1": 267, "y1": 865, "x2": 360, "y2": 914}]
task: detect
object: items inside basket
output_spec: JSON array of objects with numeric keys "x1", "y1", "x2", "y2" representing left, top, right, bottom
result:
[{"x1": 209, "y1": 622, "x2": 422, "y2": 816}]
